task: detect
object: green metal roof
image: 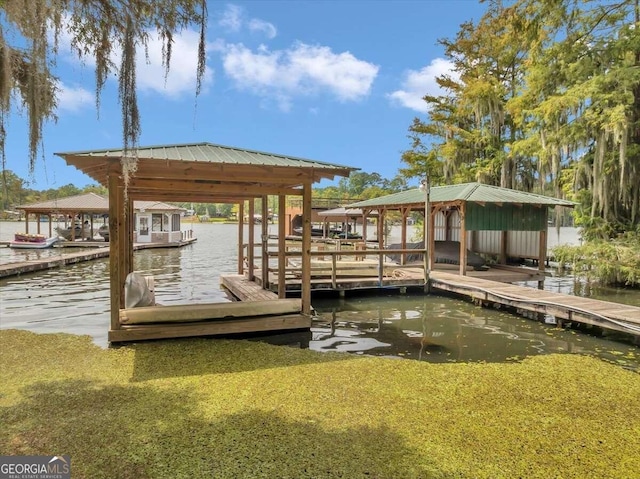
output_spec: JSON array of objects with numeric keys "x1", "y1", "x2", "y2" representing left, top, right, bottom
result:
[
  {"x1": 348, "y1": 183, "x2": 576, "y2": 208},
  {"x1": 56, "y1": 142, "x2": 356, "y2": 172}
]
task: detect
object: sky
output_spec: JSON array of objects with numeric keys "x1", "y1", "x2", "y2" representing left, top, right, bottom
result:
[{"x1": 5, "y1": 0, "x2": 488, "y2": 191}]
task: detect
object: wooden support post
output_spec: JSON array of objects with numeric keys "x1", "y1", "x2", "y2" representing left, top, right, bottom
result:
[
  {"x1": 126, "y1": 198, "x2": 134, "y2": 275},
  {"x1": 362, "y1": 209, "x2": 368, "y2": 242},
  {"x1": 377, "y1": 209, "x2": 385, "y2": 248},
  {"x1": 429, "y1": 203, "x2": 435, "y2": 275},
  {"x1": 500, "y1": 230, "x2": 508, "y2": 264},
  {"x1": 445, "y1": 210, "x2": 451, "y2": 241},
  {"x1": 71, "y1": 211, "x2": 77, "y2": 241},
  {"x1": 400, "y1": 207, "x2": 408, "y2": 265},
  {"x1": 25, "y1": 215, "x2": 29, "y2": 234},
  {"x1": 459, "y1": 203, "x2": 467, "y2": 276},
  {"x1": 48, "y1": 214, "x2": 52, "y2": 238},
  {"x1": 302, "y1": 183, "x2": 312, "y2": 315},
  {"x1": 37, "y1": 214, "x2": 41, "y2": 234},
  {"x1": 538, "y1": 228, "x2": 547, "y2": 289},
  {"x1": 108, "y1": 171, "x2": 124, "y2": 332},
  {"x1": 331, "y1": 254, "x2": 337, "y2": 289},
  {"x1": 278, "y1": 195, "x2": 286, "y2": 298},
  {"x1": 261, "y1": 195, "x2": 269, "y2": 289},
  {"x1": 238, "y1": 201, "x2": 244, "y2": 274},
  {"x1": 248, "y1": 199, "x2": 255, "y2": 281}
]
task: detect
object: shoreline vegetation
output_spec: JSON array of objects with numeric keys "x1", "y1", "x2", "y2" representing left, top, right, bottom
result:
[
  {"x1": 1, "y1": 330, "x2": 639, "y2": 479},
  {"x1": 552, "y1": 232, "x2": 640, "y2": 287}
]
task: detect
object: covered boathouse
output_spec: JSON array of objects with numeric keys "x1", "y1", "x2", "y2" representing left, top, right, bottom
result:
[
  {"x1": 15, "y1": 192, "x2": 189, "y2": 244},
  {"x1": 56, "y1": 142, "x2": 355, "y2": 343},
  {"x1": 346, "y1": 182, "x2": 575, "y2": 277}
]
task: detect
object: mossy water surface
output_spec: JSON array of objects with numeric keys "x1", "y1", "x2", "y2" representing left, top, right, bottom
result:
[{"x1": 1, "y1": 330, "x2": 638, "y2": 478}]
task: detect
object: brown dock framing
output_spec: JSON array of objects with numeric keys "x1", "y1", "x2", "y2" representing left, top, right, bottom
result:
[{"x1": 219, "y1": 240, "x2": 640, "y2": 342}]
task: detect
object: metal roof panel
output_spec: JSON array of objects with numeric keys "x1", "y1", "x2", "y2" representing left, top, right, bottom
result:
[{"x1": 348, "y1": 183, "x2": 576, "y2": 208}]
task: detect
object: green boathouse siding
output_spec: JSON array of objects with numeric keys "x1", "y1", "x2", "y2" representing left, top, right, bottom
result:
[{"x1": 466, "y1": 203, "x2": 547, "y2": 231}]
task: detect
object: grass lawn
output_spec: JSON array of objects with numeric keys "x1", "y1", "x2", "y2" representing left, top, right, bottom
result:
[{"x1": 1, "y1": 330, "x2": 639, "y2": 478}]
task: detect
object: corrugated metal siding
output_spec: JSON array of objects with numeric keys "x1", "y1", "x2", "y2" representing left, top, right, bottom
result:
[
  {"x1": 466, "y1": 203, "x2": 547, "y2": 231},
  {"x1": 471, "y1": 230, "x2": 541, "y2": 259}
]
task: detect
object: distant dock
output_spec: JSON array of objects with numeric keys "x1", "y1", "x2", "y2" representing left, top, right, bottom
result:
[{"x1": 0, "y1": 238, "x2": 197, "y2": 279}]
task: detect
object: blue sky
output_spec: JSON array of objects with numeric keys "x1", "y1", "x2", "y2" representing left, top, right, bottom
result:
[{"x1": 5, "y1": 0, "x2": 487, "y2": 190}]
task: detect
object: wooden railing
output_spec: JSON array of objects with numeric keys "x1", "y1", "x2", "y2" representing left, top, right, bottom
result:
[{"x1": 241, "y1": 237, "x2": 426, "y2": 288}]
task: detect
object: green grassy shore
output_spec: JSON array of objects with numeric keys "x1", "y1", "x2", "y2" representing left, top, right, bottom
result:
[{"x1": 1, "y1": 330, "x2": 639, "y2": 478}]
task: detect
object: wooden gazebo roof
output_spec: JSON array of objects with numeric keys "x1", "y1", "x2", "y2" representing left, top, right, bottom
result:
[{"x1": 56, "y1": 142, "x2": 356, "y2": 202}]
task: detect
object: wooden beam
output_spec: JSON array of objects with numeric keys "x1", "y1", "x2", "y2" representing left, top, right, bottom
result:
[
  {"x1": 109, "y1": 314, "x2": 311, "y2": 343},
  {"x1": 302, "y1": 183, "x2": 312, "y2": 315},
  {"x1": 248, "y1": 199, "x2": 255, "y2": 281},
  {"x1": 539, "y1": 228, "x2": 547, "y2": 272},
  {"x1": 459, "y1": 203, "x2": 467, "y2": 276},
  {"x1": 377, "y1": 209, "x2": 386, "y2": 248},
  {"x1": 500, "y1": 230, "x2": 508, "y2": 264},
  {"x1": 108, "y1": 173, "x2": 122, "y2": 331},
  {"x1": 126, "y1": 198, "x2": 134, "y2": 278},
  {"x1": 127, "y1": 178, "x2": 302, "y2": 197},
  {"x1": 261, "y1": 195, "x2": 269, "y2": 289},
  {"x1": 238, "y1": 201, "x2": 244, "y2": 275},
  {"x1": 362, "y1": 209, "x2": 369, "y2": 242},
  {"x1": 400, "y1": 207, "x2": 408, "y2": 265},
  {"x1": 278, "y1": 195, "x2": 286, "y2": 299}
]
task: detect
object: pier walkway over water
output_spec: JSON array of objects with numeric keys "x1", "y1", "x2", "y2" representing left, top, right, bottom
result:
[
  {"x1": 228, "y1": 246, "x2": 640, "y2": 342},
  {"x1": 0, "y1": 238, "x2": 197, "y2": 279}
]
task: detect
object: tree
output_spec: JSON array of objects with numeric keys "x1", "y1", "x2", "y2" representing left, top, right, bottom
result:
[
  {"x1": 402, "y1": 1, "x2": 530, "y2": 189},
  {"x1": 0, "y1": 169, "x2": 26, "y2": 210},
  {"x1": 512, "y1": 0, "x2": 640, "y2": 233},
  {"x1": 0, "y1": 0, "x2": 207, "y2": 176},
  {"x1": 402, "y1": 0, "x2": 640, "y2": 236}
]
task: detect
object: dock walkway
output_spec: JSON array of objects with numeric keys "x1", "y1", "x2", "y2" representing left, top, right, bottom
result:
[
  {"x1": 224, "y1": 265, "x2": 640, "y2": 340},
  {"x1": 431, "y1": 271, "x2": 640, "y2": 337},
  {"x1": 0, "y1": 238, "x2": 197, "y2": 279}
]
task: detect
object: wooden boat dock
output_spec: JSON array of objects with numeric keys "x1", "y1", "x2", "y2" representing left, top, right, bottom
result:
[
  {"x1": 220, "y1": 245, "x2": 640, "y2": 341},
  {"x1": 430, "y1": 271, "x2": 640, "y2": 338}
]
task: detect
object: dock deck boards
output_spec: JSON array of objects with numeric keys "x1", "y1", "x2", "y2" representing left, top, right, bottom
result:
[
  {"x1": 221, "y1": 274, "x2": 279, "y2": 301},
  {"x1": 430, "y1": 271, "x2": 640, "y2": 336},
  {"x1": 222, "y1": 264, "x2": 640, "y2": 339},
  {"x1": 0, "y1": 239, "x2": 197, "y2": 279}
]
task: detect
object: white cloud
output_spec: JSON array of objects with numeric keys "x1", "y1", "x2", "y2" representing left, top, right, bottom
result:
[
  {"x1": 55, "y1": 24, "x2": 214, "y2": 99},
  {"x1": 218, "y1": 4, "x2": 277, "y2": 39},
  {"x1": 219, "y1": 4, "x2": 243, "y2": 32},
  {"x1": 135, "y1": 30, "x2": 214, "y2": 97},
  {"x1": 56, "y1": 82, "x2": 94, "y2": 112},
  {"x1": 388, "y1": 58, "x2": 458, "y2": 113},
  {"x1": 221, "y1": 42, "x2": 379, "y2": 109},
  {"x1": 248, "y1": 18, "x2": 277, "y2": 39}
]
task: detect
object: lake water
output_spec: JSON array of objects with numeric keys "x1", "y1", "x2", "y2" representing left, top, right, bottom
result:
[{"x1": 1, "y1": 221, "x2": 639, "y2": 371}]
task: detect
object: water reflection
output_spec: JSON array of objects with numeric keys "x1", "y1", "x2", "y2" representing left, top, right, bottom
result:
[{"x1": 309, "y1": 293, "x2": 640, "y2": 371}]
